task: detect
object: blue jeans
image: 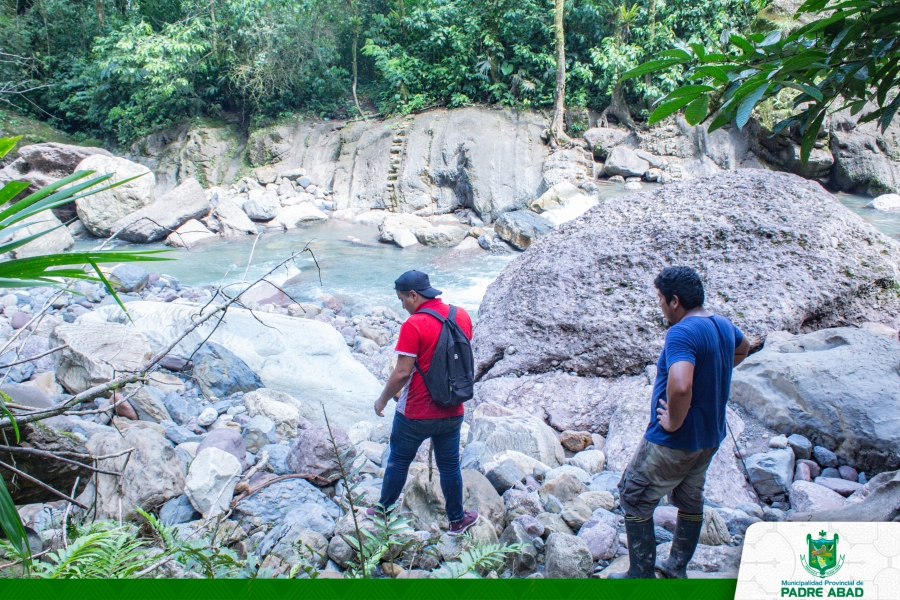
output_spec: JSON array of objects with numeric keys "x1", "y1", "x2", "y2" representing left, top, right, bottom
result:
[{"x1": 378, "y1": 412, "x2": 464, "y2": 522}]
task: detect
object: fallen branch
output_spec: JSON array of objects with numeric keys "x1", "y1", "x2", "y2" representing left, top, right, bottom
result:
[
  {"x1": 0, "y1": 445, "x2": 121, "y2": 476},
  {"x1": 229, "y1": 473, "x2": 331, "y2": 508},
  {"x1": 0, "y1": 345, "x2": 67, "y2": 370}
]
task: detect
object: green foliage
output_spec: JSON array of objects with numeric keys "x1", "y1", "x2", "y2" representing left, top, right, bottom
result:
[
  {"x1": 623, "y1": 0, "x2": 900, "y2": 160},
  {"x1": 344, "y1": 504, "x2": 415, "y2": 578},
  {"x1": 432, "y1": 536, "x2": 528, "y2": 579}
]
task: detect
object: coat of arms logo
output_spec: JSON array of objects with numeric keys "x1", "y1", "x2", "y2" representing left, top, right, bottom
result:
[{"x1": 801, "y1": 530, "x2": 845, "y2": 578}]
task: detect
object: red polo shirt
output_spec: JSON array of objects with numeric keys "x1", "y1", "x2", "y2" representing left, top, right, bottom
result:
[{"x1": 395, "y1": 298, "x2": 473, "y2": 419}]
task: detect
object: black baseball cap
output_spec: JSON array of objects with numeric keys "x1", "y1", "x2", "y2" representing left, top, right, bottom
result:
[{"x1": 394, "y1": 270, "x2": 442, "y2": 298}]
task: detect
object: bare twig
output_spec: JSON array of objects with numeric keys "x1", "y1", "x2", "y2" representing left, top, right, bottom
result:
[
  {"x1": 62, "y1": 476, "x2": 80, "y2": 549},
  {"x1": 0, "y1": 345, "x2": 67, "y2": 370},
  {"x1": 229, "y1": 472, "x2": 331, "y2": 508},
  {"x1": 0, "y1": 459, "x2": 88, "y2": 509},
  {"x1": 0, "y1": 446, "x2": 121, "y2": 476}
]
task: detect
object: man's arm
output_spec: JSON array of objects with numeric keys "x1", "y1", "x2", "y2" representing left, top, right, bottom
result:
[
  {"x1": 734, "y1": 336, "x2": 750, "y2": 367},
  {"x1": 657, "y1": 361, "x2": 694, "y2": 432},
  {"x1": 374, "y1": 355, "x2": 416, "y2": 417}
]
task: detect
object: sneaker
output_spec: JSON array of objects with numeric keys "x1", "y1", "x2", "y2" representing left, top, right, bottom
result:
[
  {"x1": 447, "y1": 510, "x2": 479, "y2": 536},
  {"x1": 365, "y1": 505, "x2": 387, "y2": 518}
]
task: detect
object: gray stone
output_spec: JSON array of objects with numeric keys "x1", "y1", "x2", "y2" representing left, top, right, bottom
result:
[
  {"x1": 813, "y1": 446, "x2": 840, "y2": 468},
  {"x1": 111, "y1": 177, "x2": 211, "y2": 243},
  {"x1": 279, "y1": 503, "x2": 336, "y2": 538},
  {"x1": 163, "y1": 392, "x2": 201, "y2": 426},
  {"x1": 233, "y1": 477, "x2": 339, "y2": 528},
  {"x1": 787, "y1": 434, "x2": 812, "y2": 460},
  {"x1": 503, "y1": 489, "x2": 544, "y2": 519},
  {"x1": 401, "y1": 464, "x2": 506, "y2": 534},
  {"x1": 242, "y1": 192, "x2": 280, "y2": 221},
  {"x1": 196, "y1": 427, "x2": 248, "y2": 471},
  {"x1": 415, "y1": 225, "x2": 468, "y2": 247},
  {"x1": 197, "y1": 407, "x2": 217, "y2": 427},
  {"x1": 536, "y1": 512, "x2": 574, "y2": 537},
  {"x1": 7, "y1": 211, "x2": 74, "y2": 259},
  {"x1": 460, "y1": 440, "x2": 492, "y2": 472},
  {"x1": 213, "y1": 197, "x2": 258, "y2": 237},
  {"x1": 539, "y1": 474, "x2": 586, "y2": 505},
  {"x1": 716, "y1": 508, "x2": 761, "y2": 537},
  {"x1": 821, "y1": 467, "x2": 841, "y2": 479},
  {"x1": 590, "y1": 471, "x2": 623, "y2": 496},
  {"x1": 545, "y1": 532, "x2": 592, "y2": 578},
  {"x1": 814, "y1": 476, "x2": 864, "y2": 497},
  {"x1": 797, "y1": 459, "x2": 821, "y2": 479},
  {"x1": 192, "y1": 342, "x2": 263, "y2": 399},
  {"x1": 839, "y1": 465, "x2": 859, "y2": 482},
  {"x1": 286, "y1": 425, "x2": 356, "y2": 483},
  {"x1": 604, "y1": 146, "x2": 650, "y2": 178},
  {"x1": 260, "y1": 444, "x2": 291, "y2": 475},
  {"x1": 74, "y1": 155, "x2": 156, "y2": 237},
  {"x1": 486, "y1": 459, "x2": 526, "y2": 495},
  {"x1": 126, "y1": 383, "x2": 171, "y2": 423},
  {"x1": 868, "y1": 193, "x2": 900, "y2": 211},
  {"x1": 655, "y1": 542, "x2": 743, "y2": 576},
  {"x1": 243, "y1": 415, "x2": 277, "y2": 453},
  {"x1": 795, "y1": 462, "x2": 812, "y2": 482},
  {"x1": 745, "y1": 449, "x2": 795, "y2": 502},
  {"x1": 469, "y1": 407, "x2": 565, "y2": 467},
  {"x1": 159, "y1": 494, "x2": 200, "y2": 526},
  {"x1": 473, "y1": 170, "x2": 900, "y2": 383},
  {"x1": 545, "y1": 464, "x2": 591, "y2": 486},
  {"x1": 162, "y1": 420, "x2": 203, "y2": 445},
  {"x1": 499, "y1": 521, "x2": 540, "y2": 573},
  {"x1": 830, "y1": 114, "x2": 900, "y2": 196},
  {"x1": 51, "y1": 322, "x2": 153, "y2": 394},
  {"x1": 494, "y1": 210, "x2": 553, "y2": 250},
  {"x1": 733, "y1": 328, "x2": 900, "y2": 472},
  {"x1": 584, "y1": 127, "x2": 633, "y2": 159},
  {"x1": 577, "y1": 519, "x2": 618, "y2": 560},
  {"x1": 789, "y1": 480, "x2": 847, "y2": 513}
]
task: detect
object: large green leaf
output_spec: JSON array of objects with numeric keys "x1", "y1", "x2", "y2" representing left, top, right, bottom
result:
[
  {"x1": 649, "y1": 94, "x2": 701, "y2": 124},
  {"x1": 736, "y1": 83, "x2": 770, "y2": 129},
  {"x1": 0, "y1": 137, "x2": 21, "y2": 160},
  {"x1": 0, "y1": 475, "x2": 30, "y2": 570},
  {"x1": 620, "y1": 59, "x2": 684, "y2": 81},
  {"x1": 684, "y1": 95, "x2": 711, "y2": 125}
]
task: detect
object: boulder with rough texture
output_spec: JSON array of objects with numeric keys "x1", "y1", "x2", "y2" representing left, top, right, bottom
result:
[
  {"x1": 499, "y1": 521, "x2": 540, "y2": 573},
  {"x1": 243, "y1": 389, "x2": 302, "y2": 438},
  {"x1": 731, "y1": 327, "x2": 900, "y2": 472},
  {"x1": 789, "y1": 480, "x2": 847, "y2": 513},
  {"x1": 539, "y1": 473, "x2": 586, "y2": 505},
  {"x1": 830, "y1": 112, "x2": 900, "y2": 196},
  {"x1": 474, "y1": 170, "x2": 900, "y2": 382},
  {"x1": 655, "y1": 542, "x2": 743, "y2": 576},
  {"x1": 545, "y1": 532, "x2": 592, "y2": 578},
  {"x1": 401, "y1": 464, "x2": 505, "y2": 533},
  {"x1": 196, "y1": 428, "x2": 248, "y2": 470},
  {"x1": 604, "y1": 383, "x2": 754, "y2": 508},
  {"x1": 185, "y1": 447, "x2": 242, "y2": 516},
  {"x1": 74, "y1": 155, "x2": 156, "y2": 237},
  {"x1": 604, "y1": 146, "x2": 650, "y2": 178},
  {"x1": 494, "y1": 210, "x2": 553, "y2": 250},
  {"x1": 568, "y1": 450, "x2": 607, "y2": 475},
  {"x1": 78, "y1": 426, "x2": 185, "y2": 520},
  {"x1": 259, "y1": 525, "x2": 328, "y2": 576},
  {"x1": 868, "y1": 193, "x2": 900, "y2": 211},
  {"x1": 192, "y1": 342, "x2": 264, "y2": 399},
  {"x1": 50, "y1": 322, "x2": 153, "y2": 394},
  {"x1": 8, "y1": 211, "x2": 74, "y2": 259},
  {"x1": 560, "y1": 431, "x2": 593, "y2": 453},
  {"x1": 81, "y1": 302, "x2": 387, "y2": 431},
  {"x1": 787, "y1": 434, "x2": 813, "y2": 460},
  {"x1": 125, "y1": 383, "x2": 172, "y2": 423},
  {"x1": 286, "y1": 425, "x2": 357, "y2": 483},
  {"x1": 243, "y1": 192, "x2": 280, "y2": 221},
  {"x1": 468, "y1": 406, "x2": 565, "y2": 467},
  {"x1": 165, "y1": 219, "x2": 216, "y2": 248},
  {"x1": 416, "y1": 225, "x2": 469, "y2": 247},
  {"x1": 795, "y1": 472, "x2": 900, "y2": 522},
  {"x1": 243, "y1": 415, "x2": 278, "y2": 453},
  {"x1": 378, "y1": 214, "x2": 433, "y2": 244},
  {"x1": 584, "y1": 128, "x2": 633, "y2": 159},
  {"x1": 273, "y1": 203, "x2": 328, "y2": 228},
  {"x1": 213, "y1": 197, "x2": 258, "y2": 237},
  {"x1": 111, "y1": 177, "x2": 211, "y2": 243},
  {"x1": 233, "y1": 477, "x2": 339, "y2": 528},
  {"x1": 745, "y1": 449, "x2": 795, "y2": 502},
  {"x1": 577, "y1": 519, "x2": 618, "y2": 560},
  {"x1": 437, "y1": 518, "x2": 498, "y2": 561},
  {"x1": 699, "y1": 505, "x2": 733, "y2": 546}
]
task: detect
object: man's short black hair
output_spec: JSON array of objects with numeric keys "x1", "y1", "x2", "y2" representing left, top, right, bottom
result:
[{"x1": 654, "y1": 266, "x2": 704, "y2": 309}]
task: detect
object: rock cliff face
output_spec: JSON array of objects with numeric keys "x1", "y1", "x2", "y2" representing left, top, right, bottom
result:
[{"x1": 473, "y1": 170, "x2": 900, "y2": 381}]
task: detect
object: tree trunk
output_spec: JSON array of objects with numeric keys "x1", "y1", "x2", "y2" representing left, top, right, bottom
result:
[
  {"x1": 550, "y1": 0, "x2": 570, "y2": 143},
  {"x1": 209, "y1": 0, "x2": 218, "y2": 57},
  {"x1": 351, "y1": 28, "x2": 363, "y2": 117},
  {"x1": 95, "y1": 0, "x2": 104, "y2": 26},
  {"x1": 604, "y1": 81, "x2": 636, "y2": 129}
]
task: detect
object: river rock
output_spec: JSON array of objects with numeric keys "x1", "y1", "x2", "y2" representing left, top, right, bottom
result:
[
  {"x1": 814, "y1": 477, "x2": 863, "y2": 497},
  {"x1": 494, "y1": 210, "x2": 553, "y2": 250},
  {"x1": 273, "y1": 203, "x2": 328, "y2": 228},
  {"x1": 437, "y1": 518, "x2": 498, "y2": 561},
  {"x1": 159, "y1": 494, "x2": 200, "y2": 526},
  {"x1": 655, "y1": 542, "x2": 743, "y2": 576},
  {"x1": 568, "y1": 450, "x2": 606, "y2": 475},
  {"x1": 486, "y1": 459, "x2": 526, "y2": 495},
  {"x1": 165, "y1": 219, "x2": 216, "y2": 247},
  {"x1": 604, "y1": 146, "x2": 650, "y2": 178},
  {"x1": 545, "y1": 465, "x2": 591, "y2": 485},
  {"x1": 233, "y1": 476, "x2": 339, "y2": 528},
  {"x1": 326, "y1": 511, "x2": 381, "y2": 568},
  {"x1": 50, "y1": 322, "x2": 153, "y2": 393},
  {"x1": 416, "y1": 224, "x2": 468, "y2": 247},
  {"x1": 212, "y1": 197, "x2": 258, "y2": 237},
  {"x1": 560, "y1": 431, "x2": 593, "y2": 452},
  {"x1": 499, "y1": 521, "x2": 540, "y2": 573},
  {"x1": 699, "y1": 505, "x2": 732, "y2": 545},
  {"x1": 401, "y1": 464, "x2": 505, "y2": 533},
  {"x1": 80, "y1": 426, "x2": 185, "y2": 520},
  {"x1": 577, "y1": 519, "x2": 618, "y2": 560},
  {"x1": 539, "y1": 473, "x2": 586, "y2": 505},
  {"x1": 503, "y1": 489, "x2": 544, "y2": 520},
  {"x1": 604, "y1": 384, "x2": 754, "y2": 508},
  {"x1": 110, "y1": 177, "x2": 210, "y2": 243},
  {"x1": 745, "y1": 449, "x2": 795, "y2": 502},
  {"x1": 286, "y1": 425, "x2": 356, "y2": 483},
  {"x1": 7, "y1": 211, "x2": 75, "y2": 259},
  {"x1": 787, "y1": 434, "x2": 812, "y2": 460},
  {"x1": 788, "y1": 480, "x2": 847, "y2": 513},
  {"x1": 74, "y1": 155, "x2": 156, "y2": 237},
  {"x1": 243, "y1": 192, "x2": 280, "y2": 221},
  {"x1": 243, "y1": 389, "x2": 303, "y2": 438},
  {"x1": 474, "y1": 372, "x2": 646, "y2": 435},
  {"x1": 545, "y1": 532, "x2": 592, "y2": 578},
  {"x1": 192, "y1": 342, "x2": 264, "y2": 399},
  {"x1": 868, "y1": 193, "x2": 900, "y2": 211},
  {"x1": 243, "y1": 415, "x2": 277, "y2": 453},
  {"x1": 109, "y1": 264, "x2": 149, "y2": 293},
  {"x1": 830, "y1": 114, "x2": 900, "y2": 196},
  {"x1": 530, "y1": 181, "x2": 582, "y2": 213},
  {"x1": 584, "y1": 128, "x2": 633, "y2": 159},
  {"x1": 259, "y1": 525, "x2": 328, "y2": 575},
  {"x1": 82, "y1": 302, "x2": 388, "y2": 430},
  {"x1": 731, "y1": 327, "x2": 900, "y2": 472},
  {"x1": 196, "y1": 427, "x2": 247, "y2": 470},
  {"x1": 125, "y1": 383, "x2": 172, "y2": 423},
  {"x1": 473, "y1": 170, "x2": 900, "y2": 382},
  {"x1": 578, "y1": 491, "x2": 615, "y2": 512},
  {"x1": 185, "y1": 447, "x2": 242, "y2": 517},
  {"x1": 468, "y1": 405, "x2": 565, "y2": 467}
]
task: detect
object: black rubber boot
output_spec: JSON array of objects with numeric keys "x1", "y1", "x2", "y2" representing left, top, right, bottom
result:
[
  {"x1": 609, "y1": 517, "x2": 657, "y2": 579},
  {"x1": 656, "y1": 512, "x2": 703, "y2": 579}
]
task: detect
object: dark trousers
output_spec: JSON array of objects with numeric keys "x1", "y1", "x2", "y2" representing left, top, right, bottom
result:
[{"x1": 378, "y1": 411, "x2": 464, "y2": 522}]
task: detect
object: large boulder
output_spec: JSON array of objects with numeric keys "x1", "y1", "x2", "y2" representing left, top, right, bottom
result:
[
  {"x1": 494, "y1": 210, "x2": 553, "y2": 250},
  {"x1": 793, "y1": 471, "x2": 900, "y2": 522},
  {"x1": 473, "y1": 170, "x2": 900, "y2": 381},
  {"x1": 78, "y1": 426, "x2": 185, "y2": 520},
  {"x1": 184, "y1": 447, "x2": 242, "y2": 517},
  {"x1": 80, "y1": 302, "x2": 387, "y2": 430},
  {"x1": 192, "y1": 342, "x2": 263, "y2": 399},
  {"x1": 401, "y1": 464, "x2": 506, "y2": 533},
  {"x1": 285, "y1": 425, "x2": 357, "y2": 483},
  {"x1": 604, "y1": 146, "x2": 650, "y2": 178},
  {"x1": 731, "y1": 327, "x2": 900, "y2": 472},
  {"x1": 272, "y1": 203, "x2": 328, "y2": 229},
  {"x1": 110, "y1": 177, "x2": 211, "y2": 243},
  {"x1": 195, "y1": 428, "x2": 248, "y2": 471},
  {"x1": 50, "y1": 322, "x2": 154, "y2": 394},
  {"x1": 868, "y1": 193, "x2": 900, "y2": 211},
  {"x1": 468, "y1": 405, "x2": 565, "y2": 468},
  {"x1": 243, "y1": 388, "x2": 303, "y2": 438},
  {"x1": 788, "y1": 480, "x2": 846, "y2": 513},
  {"x1": 745, "y1": 449, "x2": 795, "y2": 503},
  {"x1": 74, "y1": 155, "x2": 156, "y2": 237},
  {"x1": 584, "y1": 127, "x2": 634, "y2": 159},
  {"x1": 545, "y1": 532, "x2": 592, "y2": 578},
  {"x1": 233, "y1": 477, "x2": 339, "y2": 529},
  {"x1": 212, "y1": 197, "x2": 258, "y2": 237},
  {"x1": 604, "y1": 385, "x2": 754, "y2": 508},
  {"x1": 7, "y1": 211, "x2": 74, "y2": 259},
  {"x1": 830, "y1": 112, "x2": 900, "y2": 196}
]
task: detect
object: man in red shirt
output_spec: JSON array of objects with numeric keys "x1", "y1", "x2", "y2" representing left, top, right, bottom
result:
[{"x1": 371, "y1": 270, "x2": 479, "y2": 535}]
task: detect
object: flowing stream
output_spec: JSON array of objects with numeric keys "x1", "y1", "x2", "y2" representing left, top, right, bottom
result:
[{"x1": 74, "y1": 187, "x2": 894, "y2": 317}]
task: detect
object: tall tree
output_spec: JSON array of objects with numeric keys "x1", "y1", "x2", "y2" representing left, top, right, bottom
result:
[{"x1": 550, "y1": 0, "x2": 570, "y2": 143}]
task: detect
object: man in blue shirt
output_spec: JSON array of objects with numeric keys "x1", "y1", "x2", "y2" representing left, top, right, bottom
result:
[{"x1": 611, "y1": 266, "x2": 750, "y2": 579}]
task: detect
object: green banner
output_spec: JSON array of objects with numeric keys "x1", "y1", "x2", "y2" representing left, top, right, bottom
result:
[{"x1": 0, "y1": 579, "x2": 737, "y2": 600}]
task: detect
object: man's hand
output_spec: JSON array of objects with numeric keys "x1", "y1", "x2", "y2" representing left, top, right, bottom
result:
[
  {"x1": 656, "y1": 398, "x2": 671, "y2": 430},
  {"x1": 374, "y1": 397, "x2": 389, "y2": 417}
]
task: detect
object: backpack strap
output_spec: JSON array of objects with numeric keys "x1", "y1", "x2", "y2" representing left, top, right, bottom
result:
[{"x1": 412, "y1": 308, "x2": 446, "y2": 380}]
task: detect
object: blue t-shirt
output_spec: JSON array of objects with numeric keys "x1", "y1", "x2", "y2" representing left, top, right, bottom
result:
[{"x1": 644, "y1": 314, "x2": 744, "y2": 451}]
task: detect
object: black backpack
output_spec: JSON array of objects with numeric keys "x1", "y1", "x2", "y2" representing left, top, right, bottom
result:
[{"x1": 413, "y1": 306, "x2": 475, "y2": 407}]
